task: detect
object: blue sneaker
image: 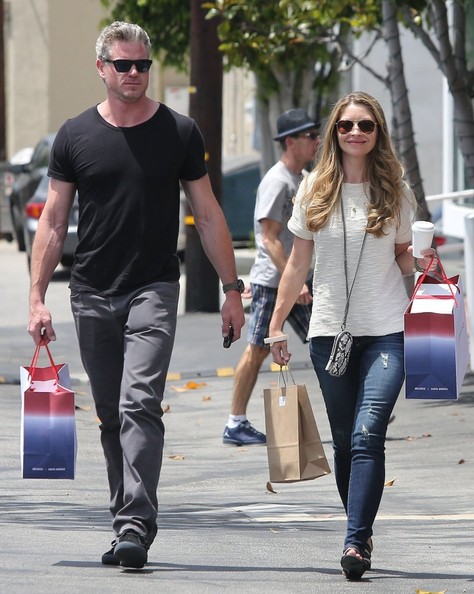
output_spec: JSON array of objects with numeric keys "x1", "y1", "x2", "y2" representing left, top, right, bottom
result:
[{"x1": 223, "y1": 421, "x2": 266, "y2": 446}]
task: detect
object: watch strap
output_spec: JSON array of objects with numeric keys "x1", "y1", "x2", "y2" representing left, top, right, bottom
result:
[{"x1": 222, "y1": 279, "x2": 244, "y2": 294}]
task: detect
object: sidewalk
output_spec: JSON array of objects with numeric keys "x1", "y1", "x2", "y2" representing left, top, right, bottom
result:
[
  {"x1": 1, "y1": 351, "x2": 473, "y2": 593},
  {"x1": 1, "y1": 242, "x2": 473, "y2": 592}
]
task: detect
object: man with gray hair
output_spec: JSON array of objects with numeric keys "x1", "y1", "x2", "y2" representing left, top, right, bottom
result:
[{"x1": 28, "y1": 21, "x2": 245, "y2": 569}]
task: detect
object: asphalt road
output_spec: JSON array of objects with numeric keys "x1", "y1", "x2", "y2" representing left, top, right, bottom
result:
[{"x1": 0, "y1": 240, "x2": 473, "y2": 594}]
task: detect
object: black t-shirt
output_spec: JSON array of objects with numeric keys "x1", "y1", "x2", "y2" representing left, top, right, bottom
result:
[{"x1": 48, "y1": 104, "x2": 207, "y2": 295}]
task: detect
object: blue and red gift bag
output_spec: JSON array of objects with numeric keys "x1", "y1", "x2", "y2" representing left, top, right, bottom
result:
[{"x1": 20, "y1": 340, "x2": 77, "y2": 479}]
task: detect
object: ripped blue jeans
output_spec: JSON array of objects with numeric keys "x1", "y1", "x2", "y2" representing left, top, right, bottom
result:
[{"x1": 309, "y1": 332, "x2": 404, "y2": 551}]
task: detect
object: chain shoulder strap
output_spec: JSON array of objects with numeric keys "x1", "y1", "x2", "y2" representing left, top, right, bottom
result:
[{"x1": 340, "y1": 196, "x2": 367, "y2": 330}]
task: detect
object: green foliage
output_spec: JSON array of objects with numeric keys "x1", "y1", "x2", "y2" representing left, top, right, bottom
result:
[
  {"x1": 99, "y1": 0, "x2": 383, "y2": 87},
  {"x1": 203, "y1": 1, "x2": 383, "y2": 104},
  {"x1": 100, "y1": 0, "x2": 191, "y2": 71},
  {"x1": 98, "y1": 0, "x2": 437, "y2": 110},
  {"x1": 205, "y1": 1, "x2": 381, "y2": 69}
]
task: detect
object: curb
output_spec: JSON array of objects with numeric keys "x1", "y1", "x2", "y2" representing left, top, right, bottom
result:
[
  {"x1": 4, "y1": 366, "x2": 472, "y2": 388},
  {"x1": 0, "y1": 374, "x2": 90, "y2": 387},
  {"x1": 0, "y1": 360, "x2": 315, "y2": 387},
  {"x1": 0, "y1": 374, "x2": 20, "y2": 386},
  {"x1": 165, "y1": 359, "x2": 314, "y2": 382}
]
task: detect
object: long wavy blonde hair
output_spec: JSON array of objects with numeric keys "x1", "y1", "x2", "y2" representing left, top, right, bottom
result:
[{"x1": 302, "y1": 92, "x2": 406, "y2": 237}]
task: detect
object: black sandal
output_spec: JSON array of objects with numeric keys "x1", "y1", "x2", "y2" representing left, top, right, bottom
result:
[
  {"x1": 341, "y1": 539, "x2": 372, "y2": 579},
  {"x1": 362, "y1": 537, "x2": 373, "y2": 571}
]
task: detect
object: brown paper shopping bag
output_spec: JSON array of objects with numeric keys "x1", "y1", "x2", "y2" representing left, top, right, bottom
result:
[{"x1": 263, "y1": 375, "x2": 331, "y2": 483}]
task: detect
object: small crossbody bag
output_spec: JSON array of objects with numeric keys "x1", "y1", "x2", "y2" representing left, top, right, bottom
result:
[{"x1": 325, "y1": 199, "x2": 367, "y2": 377}]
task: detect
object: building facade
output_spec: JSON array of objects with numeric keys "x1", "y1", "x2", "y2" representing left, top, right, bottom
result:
[{"x1": 4, "y1": 0, "x2": 258, "y2": 160}]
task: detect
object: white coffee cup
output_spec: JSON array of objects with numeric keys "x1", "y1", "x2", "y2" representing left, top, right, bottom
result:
[{"x1": 411, "y1": 221, "x2": 435, "y2": 258}]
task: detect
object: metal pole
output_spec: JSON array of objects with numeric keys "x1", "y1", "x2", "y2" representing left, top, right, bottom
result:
[{"x1": 464, "y1": 212, "x2": 474, "y2": 370}]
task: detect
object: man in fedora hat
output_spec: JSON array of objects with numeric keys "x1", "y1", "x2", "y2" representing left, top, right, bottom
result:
[{"x1": 223, "y1": 108, "x2": 320, "y2": 446}]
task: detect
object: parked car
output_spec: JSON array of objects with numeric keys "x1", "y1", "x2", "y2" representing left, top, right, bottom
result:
[
  {"x1": 25, "y1": 170, "x2": 186, "y2": 270},
  {"x1": 23, "y1": 170, "x2": 79, "y2": 270},
  {"x1": 221, "y1": 155, "x2": 260, "y2": 244},
  {"x1": 1, "y1": 146, "x2": 34, "y2": 242},
  {"x1": 9, "y1": 134, "x2": 56, "y2": 251}
]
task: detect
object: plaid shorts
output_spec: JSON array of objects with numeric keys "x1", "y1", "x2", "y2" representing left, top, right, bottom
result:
[{"x1": 247, "y1": 283, "x2": 312, "y2": 347}]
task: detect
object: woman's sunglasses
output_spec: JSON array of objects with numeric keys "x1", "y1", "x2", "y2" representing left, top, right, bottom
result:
[{"x1": 335, "y1": 120, "x2": 377, "y2": 134}]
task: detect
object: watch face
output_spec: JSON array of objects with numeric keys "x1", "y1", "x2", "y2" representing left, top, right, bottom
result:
[{"x1": 237, "y1": 279, "x2": 245, "y2": 292}]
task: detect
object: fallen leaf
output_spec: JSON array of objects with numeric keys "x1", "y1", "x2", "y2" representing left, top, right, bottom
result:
[
  {"x1": 415, "y1": 589, "x2": 446, "y2": 594},
  {"x1": 168, "y1": 454, "x2": 185, "y2": 461},
  {"x1": 384, "y1": 477, "x2": 397, "y2": 486},
  {"x1": 458, "y1": 459, "x2": 465, "y2": 464},
  {"x1": 203, "y1": 395, "x2": 212, "y2": 401},
  {"x1": 171, "y1": 380, "x2": 207, "y2": 393},
  {"x1": 266, "y1": 481, "x2": 277, "y2": 494},
  {"x1": 405, "y1": 434, "x2": 432, "y2": 441}
]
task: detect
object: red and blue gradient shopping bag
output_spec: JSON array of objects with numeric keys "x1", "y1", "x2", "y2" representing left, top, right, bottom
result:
[
  {"x1": 404, "y1": 262, "x2": 470, "y2": 400},
  {"x1": 20, "y1": 340, "x2": 77, "y2": 479}
]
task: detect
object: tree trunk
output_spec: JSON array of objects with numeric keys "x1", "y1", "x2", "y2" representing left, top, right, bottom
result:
[
  {"x1": 431, "y1": 0, "x2": 474, "y2": 188},
  {"x1": 402, "y1": 0, "x2": 474, "y2": 189},
  {"x1": 255, "y1": 77, "x2": 276, "y2": 175},
  {"x1": 255, "y1": 64, "x2": 320, "y2": 178},
  {"x1": 186, "y1": 0, "x2": 223, "y2": 312},
  {"x1": 382, "y1": 0, "x2": 429, "y2": 219}
]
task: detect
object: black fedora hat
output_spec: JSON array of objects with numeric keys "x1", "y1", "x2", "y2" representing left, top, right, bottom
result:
[{"x1": 273, "y1": 108, "x2": 319, "y2": 140}]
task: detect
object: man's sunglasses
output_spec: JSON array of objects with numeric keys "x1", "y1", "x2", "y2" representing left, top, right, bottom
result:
[
  {"x1": 103, "y1": 59, "x2": 153, "y2": 73},
  {"x1": 335, "y1": 120, "x2": 377, "y2": 134},
  {"x1": 296, "y1": 131, "x2": 320, "y2": 140}
]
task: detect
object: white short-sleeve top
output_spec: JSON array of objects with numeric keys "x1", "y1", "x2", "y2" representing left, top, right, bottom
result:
[{"x1": 288, "y1": 176, "x2": 415, "y2": 337}]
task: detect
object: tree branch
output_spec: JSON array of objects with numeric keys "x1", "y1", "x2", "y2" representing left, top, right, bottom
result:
[
  {"x1": 401, "y1": 5, "x2": 441, "y2": 67},
  {"x1": 336, "y1": 33, "x2": 388, "y2": 86}
]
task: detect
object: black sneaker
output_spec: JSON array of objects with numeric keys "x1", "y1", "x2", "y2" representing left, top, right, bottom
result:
[
  {"x1": 114, "y1": 530, "x2": 148, "y2": 569},
  {"x1": 223, "y1": 421, "x2": 266, "y2": 446},
  {"x1": 101, "y1": 542, "x2": 120, "y2": 565}
]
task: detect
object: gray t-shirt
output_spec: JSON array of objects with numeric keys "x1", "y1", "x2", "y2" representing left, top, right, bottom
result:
[{"x1": 249, "y1": 160, "x2": 303, "y2": 288}]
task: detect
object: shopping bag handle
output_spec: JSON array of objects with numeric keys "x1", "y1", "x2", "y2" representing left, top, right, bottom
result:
[
  {"x1": 278, "y1": 365, "x2": 296, "y2": 387},
  {"x1": 411, "y1": 255, "x2": 460, "y2": 307},
  {"x1": 29, "y1": 337, "x2": 60, "y2": 383}
]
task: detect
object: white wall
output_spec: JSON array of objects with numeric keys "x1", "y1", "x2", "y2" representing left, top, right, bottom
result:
[{"x1": 5, "y1": 0, "x2": 107, "y2": 156}]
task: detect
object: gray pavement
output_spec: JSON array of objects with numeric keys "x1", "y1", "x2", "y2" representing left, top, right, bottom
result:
[{"x1": 1, "y1": 241, "x2": 473, "y2": 593}]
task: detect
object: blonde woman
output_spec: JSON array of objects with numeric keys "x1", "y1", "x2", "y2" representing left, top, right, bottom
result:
[{"x1": 268, "y1": 92, "x2": 436, "y2": 579}]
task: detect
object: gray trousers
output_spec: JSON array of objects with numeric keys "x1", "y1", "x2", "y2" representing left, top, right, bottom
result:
[{"x1": 70, "y1": 281, "x2": 179, "y2": 547}]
